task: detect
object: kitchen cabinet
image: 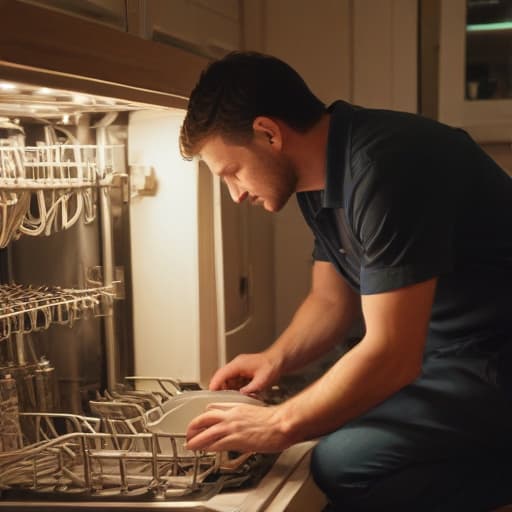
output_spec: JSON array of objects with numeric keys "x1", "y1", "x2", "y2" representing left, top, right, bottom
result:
[
  {"x1": 130, "y1": 0, "x2": 242, "y2": 57},
  {"x1": 352, "y1": 0, "x2": 418, "y2": 112},
  {"x1": 0, "y1": 0, "x2": 205, "y2": 108},
  {"x1": 22, "y1": 0, "x2": 243, "y2": 57},
  {"x1": 422, "y1": 0, "x2": 512, "y2": 142},
  {"x1": 465, "y1": 0, "x2": 512, "y2": 101},
  {"x1": 19, "y1": 0, "x2": 127, "y2": 29}
]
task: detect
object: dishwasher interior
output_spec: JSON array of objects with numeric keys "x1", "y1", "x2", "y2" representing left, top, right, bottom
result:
[{"x1": 0, "y1": 80, "x2": 326, "y2": 511}]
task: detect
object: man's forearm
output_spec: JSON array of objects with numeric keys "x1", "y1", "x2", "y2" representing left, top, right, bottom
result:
[
  {"x1": 275, "y1": 333, "x2": 422, "y2": 445},
  {"x1": 274, "y1": 279, "x2": 435, "y2": 446}
]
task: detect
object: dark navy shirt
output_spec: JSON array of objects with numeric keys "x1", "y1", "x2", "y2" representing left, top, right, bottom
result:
[{"x1": 297, "y1": 101, "x2": 512, "y2": 348}]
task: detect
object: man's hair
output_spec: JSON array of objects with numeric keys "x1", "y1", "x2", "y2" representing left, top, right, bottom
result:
[{"x1": 180, "y1": 51, "x2": 325, "y2": 159}]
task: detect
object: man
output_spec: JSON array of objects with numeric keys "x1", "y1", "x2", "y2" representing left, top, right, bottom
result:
[{"x1": 180, "y1": 51, "x2": 512, "y2": 511}]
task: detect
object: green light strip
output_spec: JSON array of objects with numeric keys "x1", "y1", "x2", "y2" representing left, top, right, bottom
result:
[{"x1": 467, "y1": 21, "x2": 512, "y2": 31}]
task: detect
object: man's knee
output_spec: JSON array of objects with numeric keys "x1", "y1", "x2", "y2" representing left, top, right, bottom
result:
[
  {"x1": 310, "y1": 422, "x2": 419, "y2": 509},
  {"x1": 311, "y1": 430, "x2": 375, "y2": 506}
]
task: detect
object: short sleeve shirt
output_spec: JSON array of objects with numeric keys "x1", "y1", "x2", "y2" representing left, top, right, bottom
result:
[{"x1": 297, "y1": 101, "x2": 512, "y2": 347}]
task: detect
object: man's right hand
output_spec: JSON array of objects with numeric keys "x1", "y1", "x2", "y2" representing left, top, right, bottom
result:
[{"x1": 209, "y1": 352, "x2": 282, "y2": 394}]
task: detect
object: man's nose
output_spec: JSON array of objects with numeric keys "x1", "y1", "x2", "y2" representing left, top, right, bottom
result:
[{"x1": 225, "y1": 179, "x2": 246, "y2": 203}]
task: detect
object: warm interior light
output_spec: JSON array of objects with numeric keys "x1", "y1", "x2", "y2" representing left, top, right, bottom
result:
[{"x1": 0, "y1": 83, "x2": 17, "y2": 91}]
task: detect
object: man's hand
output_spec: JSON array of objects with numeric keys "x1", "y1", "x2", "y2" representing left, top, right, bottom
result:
[
  {"x1": 209, "y1": 262, "x2": 360, "y2": 395},
  {"x1": 209, "y1": 352, "x2": 282, "y2": 394},
  {"x1": 185, "y1": 402, "x2": 292, "y2": 453}
]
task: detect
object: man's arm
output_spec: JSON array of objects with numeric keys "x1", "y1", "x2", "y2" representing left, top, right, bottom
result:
[
  {"x1": 209, "y1": 261, "x2": 362, "y2": 393},
  {"x1": 279, "y1": 277, "x2": 436, "y2": 442},
  {"x1": 186, "y1": 277, "x2": 436, "y2": 452}
]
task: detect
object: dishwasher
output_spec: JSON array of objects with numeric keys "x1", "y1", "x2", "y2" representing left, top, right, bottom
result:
[{"x1": 0, "y1": 1, "x2": 327, "y2": 510}]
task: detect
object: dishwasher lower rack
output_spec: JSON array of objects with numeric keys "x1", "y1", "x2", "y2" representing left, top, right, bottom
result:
[{"x1": 0, "y1": 411, "x2": 275, "y2": 502}]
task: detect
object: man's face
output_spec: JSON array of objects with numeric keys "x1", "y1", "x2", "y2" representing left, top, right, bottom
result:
[{"x1": 199, "y1": 132, "x2": 297, "y2": 213}]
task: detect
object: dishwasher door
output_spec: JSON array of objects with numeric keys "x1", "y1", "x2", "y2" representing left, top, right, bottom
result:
[{"x1": 0, "y1": 442, "x2": 326, "y2": 512}]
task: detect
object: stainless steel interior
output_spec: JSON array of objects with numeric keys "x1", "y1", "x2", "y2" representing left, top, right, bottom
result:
[
  {"x1": 0, "y1": 81, "x2": 282, "y2": 509},
  {"x1": 0, "y1": 79, "x2": 136, "y2": 412}
]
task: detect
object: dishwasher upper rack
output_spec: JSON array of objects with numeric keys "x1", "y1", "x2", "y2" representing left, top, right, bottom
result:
[{"x1": 0, "y1": 142, "x2": 126, "y2": 246}]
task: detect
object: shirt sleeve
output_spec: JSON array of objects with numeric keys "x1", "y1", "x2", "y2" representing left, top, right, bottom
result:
[
  {"x1": 350, "y1": 151, "x2": 458, "y2": 295},
  {"x1": 312, "y1": 238, "x2": 330, "y2": 261}
]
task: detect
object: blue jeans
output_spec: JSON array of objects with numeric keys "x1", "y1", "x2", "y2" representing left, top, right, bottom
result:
[{"x1": 311, "y1": 340, "x2": 512, "y2": 511}]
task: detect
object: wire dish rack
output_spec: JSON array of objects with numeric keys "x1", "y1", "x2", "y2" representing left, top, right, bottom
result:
[
  {"x1": 0, "y1": 141, "x2": 125, "y2": 246},
  {"x1": 0, "y1": 378, "x2": 275, "y2": 501}
]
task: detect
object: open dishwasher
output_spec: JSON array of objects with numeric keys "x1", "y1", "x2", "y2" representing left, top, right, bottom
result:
[
  {"x1": 0, "y1": 77, "x2": 325, "y2": 512},
  {"x1": 0, "y1": 2, "x2": 327, "y2": 510}
]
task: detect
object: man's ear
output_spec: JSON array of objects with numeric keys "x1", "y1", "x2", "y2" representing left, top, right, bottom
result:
[{"x1": 252, "y1": 116, "x2": 282, "y2": 150}]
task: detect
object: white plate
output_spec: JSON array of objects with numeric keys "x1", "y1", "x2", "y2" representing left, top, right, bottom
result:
[{"x1": 147, "y1": 391, "x2": 263, "y2": 434}]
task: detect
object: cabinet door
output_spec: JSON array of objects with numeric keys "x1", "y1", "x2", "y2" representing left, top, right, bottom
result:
[
  {"x1": 352, "y1": 0, "x2": 418, "y2": 112},
  {"x1": 20, "y1": 0, "x2": 127, "y2": 29},
  {"x1": 466, "y1": 0, "x2": 512, "y2": 102},
  {"x1": 437, "y1": 0, "x2": 512, "y2": 141},
  {"x1": 144, "y1": 0, "x2": 241, "y2": 56}
]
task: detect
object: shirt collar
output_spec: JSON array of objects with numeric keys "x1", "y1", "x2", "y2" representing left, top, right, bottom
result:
[{"x1": 323, "y1": 100, "x2": 354, "y2": 208}]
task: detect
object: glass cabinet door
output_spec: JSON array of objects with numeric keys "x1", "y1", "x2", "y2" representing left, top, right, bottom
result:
[
  {"x1": 465, "y1": 0, "x2": 512, "y2": 101},
  {"x1": 431, "y1": 0, "x2": 512, "y2": 141}
]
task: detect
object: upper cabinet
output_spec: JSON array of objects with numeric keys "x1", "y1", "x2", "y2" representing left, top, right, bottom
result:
[
  {"x1": 465, "y1": 0, "x2": 512, "y2": 102},
  {"x1": 129, "y1": 0, "x2": 242, "y2": 57},
  {"x1": 422, "y1": 0, "x2": 512, "y2": 142},
  {"x1": 352, "y1": 0, "x2": 418, "y2": 113},
  {"x1": 19, "y1": 0, "x2": 127, "y2": 29},
  {"x1": 20, "y1": 0, "x2": 242, "y2": 58}
]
